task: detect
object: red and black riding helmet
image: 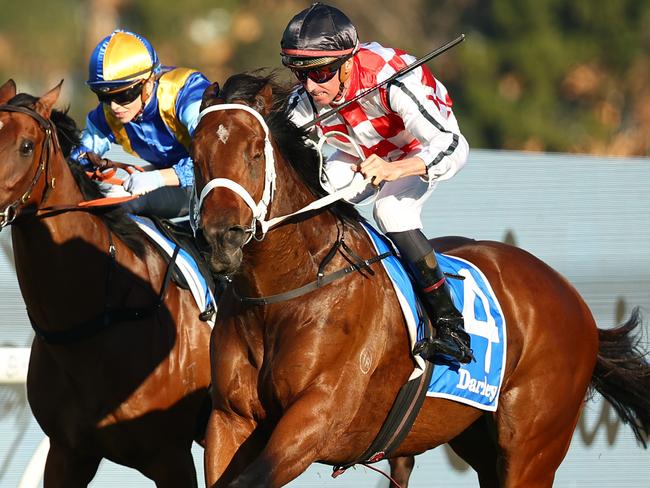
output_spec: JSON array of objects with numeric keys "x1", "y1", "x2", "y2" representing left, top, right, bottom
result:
[{"x1": 280, "y1": 2, "x2": 359, "y2": 70}]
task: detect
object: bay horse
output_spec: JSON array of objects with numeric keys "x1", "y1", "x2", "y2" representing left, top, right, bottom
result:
[
  {"x1": 0, "y1": 79, "x2": 212, "y2": 487},
  {"x1": 191, "y1": 73, "x2": 650, "y2": 488}
]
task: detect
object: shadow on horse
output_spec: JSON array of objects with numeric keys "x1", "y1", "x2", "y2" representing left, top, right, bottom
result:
[
  {"x1": 0, "y1": 80, "x2": 212, "y2": 487},
  {"x1": 191, "y1": 73, "x2": 650, "y2": 488}
]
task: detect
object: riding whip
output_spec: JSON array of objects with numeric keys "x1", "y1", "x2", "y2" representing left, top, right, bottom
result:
[{"x1": 300, "y1": 34, "x2": 466, "y2": 130}]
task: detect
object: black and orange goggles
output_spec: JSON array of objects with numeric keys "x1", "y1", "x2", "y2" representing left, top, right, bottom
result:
[
  {"x1": 289, "y1": 57, "x2": 349, "y2": 84},
  {"x1": 92, "y1": 79, "x2": 146, "y2": 105}
]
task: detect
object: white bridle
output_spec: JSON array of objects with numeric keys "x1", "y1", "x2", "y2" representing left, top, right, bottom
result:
[
  {"x1": 193, "y1": 104, "x2": 276, "y2": 241},
  {"x1": 192, "y1": 103, "x2": 371, "y2": 241}
]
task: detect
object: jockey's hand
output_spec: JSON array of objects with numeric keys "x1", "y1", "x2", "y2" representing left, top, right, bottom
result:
[
  {"x1": 85, "y1": 151, "x2": 116, "y2": 170},
  {"x1": 359, "y1": 155, "x2": 429, "y2": 185},
  {"x1": 123, "y1": 170, "x2": 165, "y2": 195},
  {"x1": 359, "y1": 154, "x2": 401, "y2": 186}
]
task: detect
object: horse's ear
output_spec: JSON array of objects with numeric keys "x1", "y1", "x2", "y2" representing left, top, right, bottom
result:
[
  {"x1": 0, "y1": 79, "x2": 17, "y2": 104},
  {"x1": 253, "y1": 83, "x2": 273, "y2": 117},
  {"x1": 35, "y1": 80, "x2": 63, "y2": 119},
  {"x1": 200, "y1": 82, "x2": 222, "y2": 112}
]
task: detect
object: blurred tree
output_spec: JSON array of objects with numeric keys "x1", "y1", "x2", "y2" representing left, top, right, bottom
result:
[
  {"x1": 0, "y1": 0, "x2": 647, "y2": 155},
  {"x1": 0, "y1": 0, "x2": 84, "y2": 113},
  {"x1": 435, "y1": 0, "x2": 650, "y2": 155}
]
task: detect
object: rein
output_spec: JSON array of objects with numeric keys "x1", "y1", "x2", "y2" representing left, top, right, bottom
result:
[
  {"x1": 0, "y1": 104, "x2": 56, "y2": 229},
  {"x1": 28, "y1": 195, "x2": 139, "y2": 220},
  {"x1": 0, "y1": 102, "x2": 175, "y2": 344}
]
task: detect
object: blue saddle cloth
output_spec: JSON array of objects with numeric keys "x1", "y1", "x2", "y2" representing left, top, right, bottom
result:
[
  {"x1": 130, "y1": 215, "x2": 215, "y2": 321},
  {"x1": 362, "y1": 223, "x2": 506, "y2": 411}
]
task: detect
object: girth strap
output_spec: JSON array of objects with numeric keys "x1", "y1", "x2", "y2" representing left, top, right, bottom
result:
[
  {"x1": 333, "y1": 317, "x2": 435, "y2": 477},
  {"x1": 28, "y1": 307, "x2": 156, "y2": 345},
  {"x1": 29, "y1": 242, "x2": 182, "y2": 345}
]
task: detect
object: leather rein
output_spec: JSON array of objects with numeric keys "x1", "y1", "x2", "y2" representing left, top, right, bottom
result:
[
  {"x1": 0, "y1": 103, "x2": 178, "y2": 344},
  {"x1": 0, "y1": 104, "x2": 57, "y2": 228},
  {"x1": 195, "y1": 104, "x2": 392, "y2": 306}
]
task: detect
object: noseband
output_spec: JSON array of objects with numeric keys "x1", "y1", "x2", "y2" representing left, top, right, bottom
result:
[
  {"x1": 192, "y1": 103, "x2": 372, "y2": 243},
  {"x1": 0, "y1": 104, "x2": 56, "y2": 229}
]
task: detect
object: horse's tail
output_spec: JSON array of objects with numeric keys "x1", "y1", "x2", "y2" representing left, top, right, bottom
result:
[{"x1": 590, "y1": 307, "x2": 650, "y2": 447}]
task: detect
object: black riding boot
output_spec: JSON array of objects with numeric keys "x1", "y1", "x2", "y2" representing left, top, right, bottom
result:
[{"x1": 387, "y1": 230, "x2": 474, "y2": 364}]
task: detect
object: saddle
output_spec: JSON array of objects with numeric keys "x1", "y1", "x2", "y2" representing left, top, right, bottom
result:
[{"x1": 147, "y1": 216, "x2": 216, "y2": 295}]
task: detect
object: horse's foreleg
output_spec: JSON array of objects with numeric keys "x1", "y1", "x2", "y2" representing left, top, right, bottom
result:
[
  {"x1": 225, "y1": 390, "x2": 351, "y2": 488},
  {"x1": 205, "y1": 409, "x2": 259, "y2": 488},
  {"x1": 142, "y1": 447, "x2": 198, "y2": 488},
  {"x1": 43, "y1": 441, "x2": 101, "y2": 488},
  {"x1": 389, "y1": 456, "x2": 415, "y2": 487}
]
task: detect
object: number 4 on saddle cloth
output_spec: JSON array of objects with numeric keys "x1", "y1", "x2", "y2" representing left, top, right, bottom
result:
[{"x1": 364, "y1": 223, "x2": 506, "y2": 411}]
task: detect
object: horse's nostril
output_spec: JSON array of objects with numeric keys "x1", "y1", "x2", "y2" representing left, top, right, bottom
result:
[{"x1": 224, "y1": 226, "x2": 248, "y2": 248}]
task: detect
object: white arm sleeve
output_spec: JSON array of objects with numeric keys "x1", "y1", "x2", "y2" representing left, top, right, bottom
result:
[
  {"x1": 287, "y1": 89, "x2": 316, "y2": 131},
  {"x1": 388, "y1": 68, "x2": 469, "y2": 182},
  {"x1": 323, "y1": 150, "x2": 374, "y2": 203},
  {"x1": 79, "y1": 117, "x2": 112, "y2": 157}
]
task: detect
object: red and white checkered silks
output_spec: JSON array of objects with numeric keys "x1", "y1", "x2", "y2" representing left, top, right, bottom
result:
[{"x1": 288, "y1": 42, "x2": 467, "y2": 183}]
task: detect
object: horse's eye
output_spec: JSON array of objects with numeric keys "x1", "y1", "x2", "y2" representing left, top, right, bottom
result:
[{"x1": 20, "y1": 140, "x2": 34, "y2": 156}]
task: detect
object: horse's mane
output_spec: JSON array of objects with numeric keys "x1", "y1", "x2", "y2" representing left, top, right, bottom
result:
[
  {"x1": 218, "y1": 71, "x2": 361, "y2": 225},
  {"x1": 8, "y1": 93, "x2": 146, "y2": 256}
]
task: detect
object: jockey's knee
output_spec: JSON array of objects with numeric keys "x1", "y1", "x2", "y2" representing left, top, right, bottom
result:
[{"x1": 374, "y1": 199, "x2": 422, "y2": 234}]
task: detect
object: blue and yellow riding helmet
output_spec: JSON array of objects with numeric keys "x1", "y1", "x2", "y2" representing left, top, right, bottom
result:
[{"x1": 87, "y1": 30, "x2": 161, "y2": 95}]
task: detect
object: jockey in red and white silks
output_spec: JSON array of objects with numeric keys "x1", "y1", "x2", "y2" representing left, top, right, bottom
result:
[
  {"x1": 287, "y1": 41, "x2": 469, "y2": 233},
  {"x1": 281, "y1": 2, "x2": 473, "y2": 364}
]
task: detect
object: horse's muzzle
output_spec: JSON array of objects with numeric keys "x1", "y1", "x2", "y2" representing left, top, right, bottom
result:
[{"x1": 204, "y1": 224, "x2": 249, "y2": 275}]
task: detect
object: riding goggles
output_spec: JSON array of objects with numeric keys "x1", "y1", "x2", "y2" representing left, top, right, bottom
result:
[
  {"x1": 291, "y1": 57, "x2": 348, "y2": 84},
  {"x1": 92, "y1": 80, "x2": 145, "y2": 105}
]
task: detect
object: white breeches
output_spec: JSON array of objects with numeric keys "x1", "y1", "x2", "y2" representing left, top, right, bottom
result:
[{"x1": 322, "y1": 150, "x2": 436, "y2": 233}]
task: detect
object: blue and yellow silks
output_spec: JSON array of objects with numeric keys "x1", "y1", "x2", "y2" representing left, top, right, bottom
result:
[{"x1": 72, "y1": 67, "x2": 211, "y2": 188}]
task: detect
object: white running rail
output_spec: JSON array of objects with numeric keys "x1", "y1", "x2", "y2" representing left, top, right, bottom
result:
[
  {"x1": 0, "y1": 347, "x2": 29, "y2": 384},
  {"x1": 0, "y1": 347, "x2": 47, "y2": 488}
]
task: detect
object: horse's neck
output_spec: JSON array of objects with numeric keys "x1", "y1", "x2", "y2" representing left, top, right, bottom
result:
[
  {"x1": 13, "y1": 154, "x2": 95, "y2": 247},
  {"x1": 242, "y1": 162, "x2": 348, "y2": 295},
  {"x1": 10, "y1": 159, "x2": 123, "y2": 329}
]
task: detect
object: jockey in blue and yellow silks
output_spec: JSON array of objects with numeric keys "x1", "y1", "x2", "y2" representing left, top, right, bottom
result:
[{"x1": 70, "y1": 29, "x2": 211, "y2": 218}]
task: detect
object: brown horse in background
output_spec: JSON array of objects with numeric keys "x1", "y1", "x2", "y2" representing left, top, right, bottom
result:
[
  {"x1": 191, "y1": 73, "x2": 650, "y2": 488},
  {"x1": 0, "y1": 80, "x2": 211, "y2": 487}
]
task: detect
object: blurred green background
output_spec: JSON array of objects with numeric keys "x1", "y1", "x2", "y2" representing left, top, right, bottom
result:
[{"x1": 1, "y1": 0, "x2": 648, "y2": 155}]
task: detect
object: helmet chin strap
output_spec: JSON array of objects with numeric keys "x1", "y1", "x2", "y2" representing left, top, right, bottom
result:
[
  {"x1": 333, "y1": 63, "x2": 350, "y2": 102},
  {"x1": 333, "y1": 82, "x2": 346, "y2": 102},
  {"x1": 135, "y1": 77, "x2": 154, "y2": 119}
]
